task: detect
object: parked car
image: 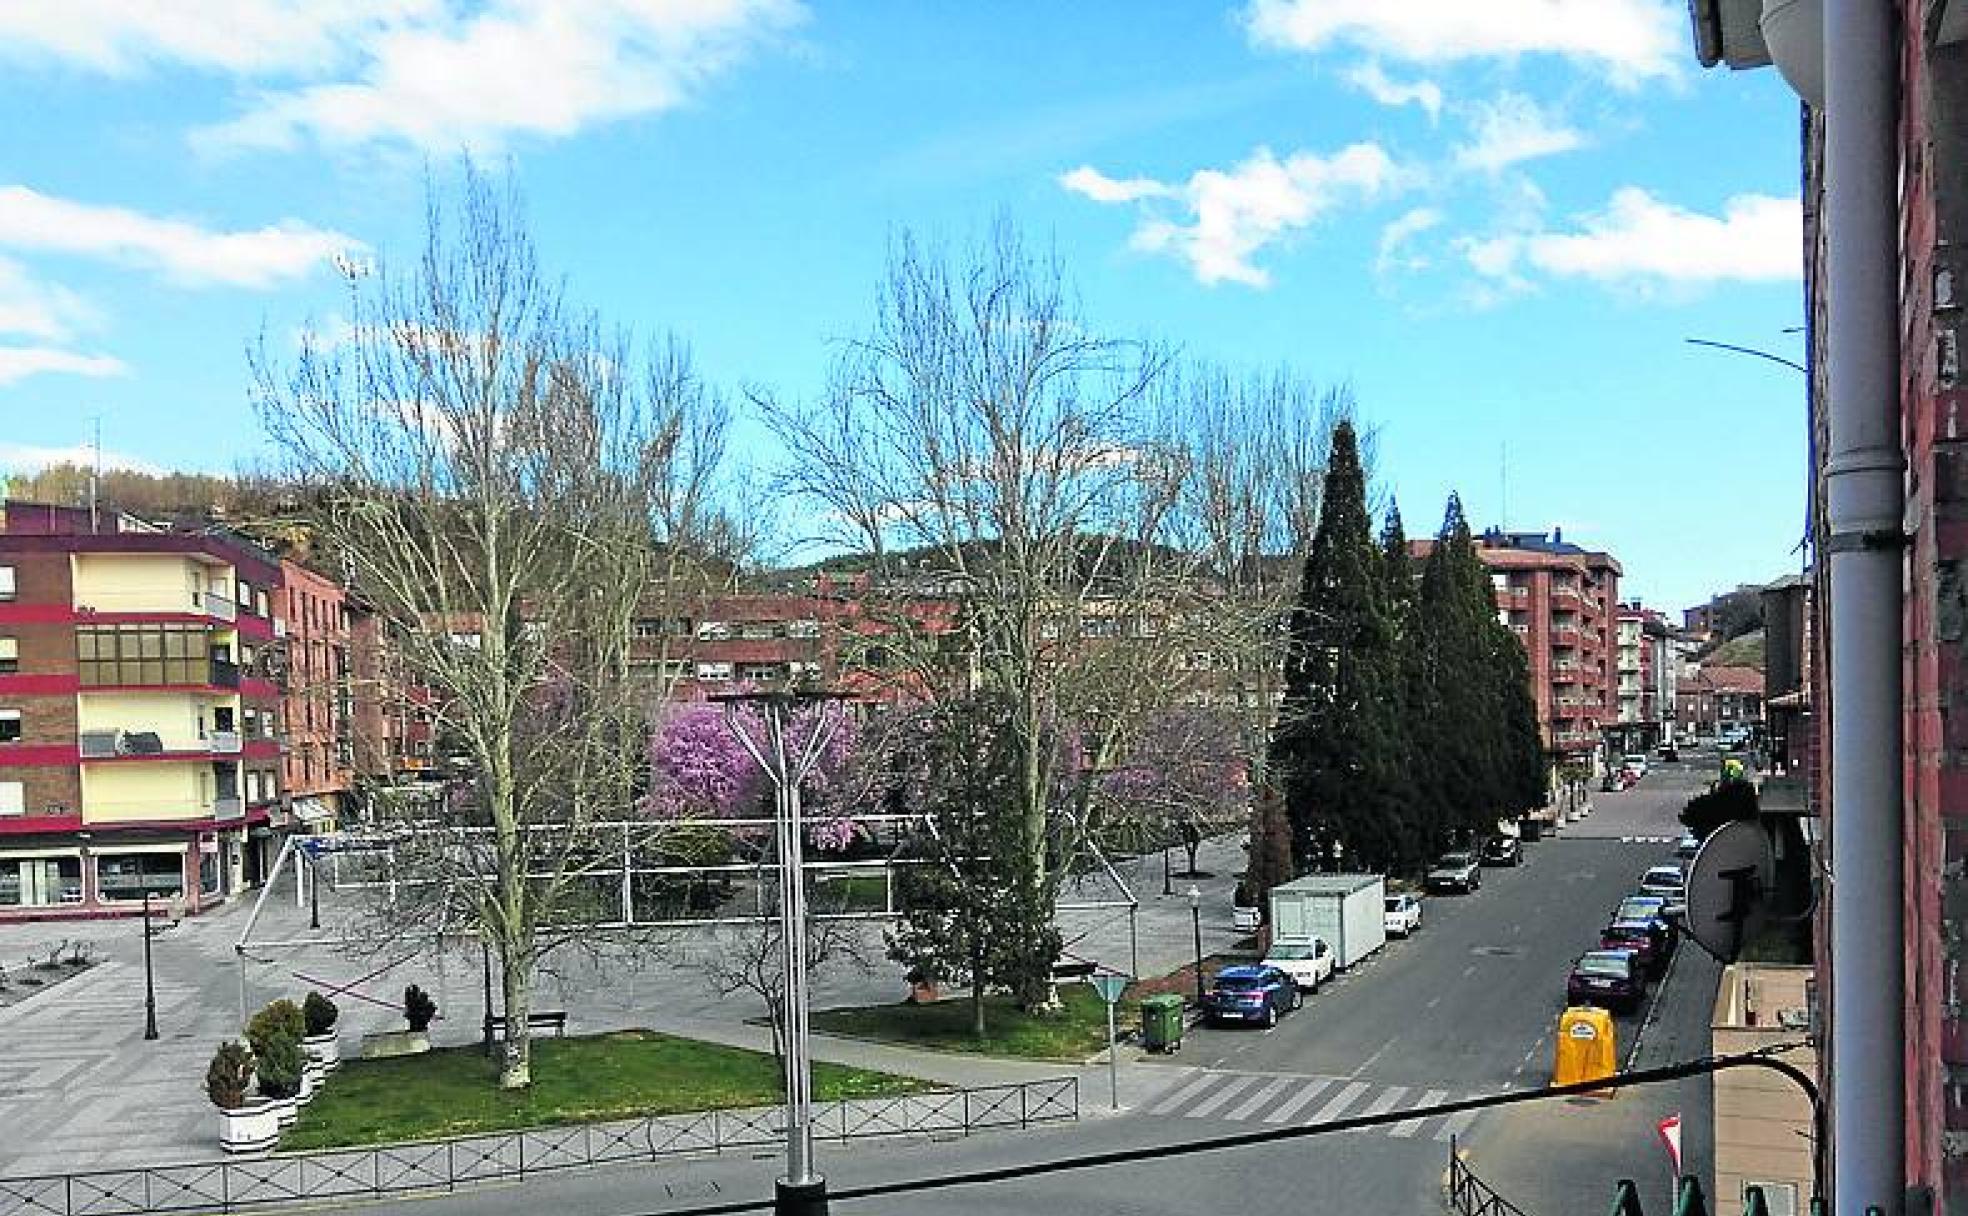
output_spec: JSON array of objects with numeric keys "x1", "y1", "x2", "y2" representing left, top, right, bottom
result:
[
  {"x1": 1639, "y1": 865, "x2": 1688, "y2": 917},
  {"x1": 1201, "y1": 964, "x2": 1299, "y2": 1027},
  {"x1": 1383, "y1": 893, "x2": 1423, "y2": 937},
  {"x1": 1567, "y1": 949, "x2": 1645, "y2": 1014},
  {"x1": 1615, "y1": 895, "x2": 1680, "y2": 953},
  {"x1": 1261, "y1": 937, "x2": 1336, "y2": 993},
  {"x1": 1674, "y1": 831, "x2": 1703, "y2": 861},
  {"x1": 1658, "y1": 743, "x2": 1681, "y2": 763},
  {"x1": 1621, "y1": 753, "x2": 1649, "y2": 780},
  {"x1": 1426, "y1": 851, "x2": 1482, "y2": 894},
  {"x1": 1480, "y1": 836, "x2": 1522, "y2": 867},
  {"x1": 1601, "y1": 918, "x2": 1666, "y2": 978}
]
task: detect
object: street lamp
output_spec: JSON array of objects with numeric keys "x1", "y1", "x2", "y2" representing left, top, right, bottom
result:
[
  {"x1": 1187, "y1": 885, "x2": 1204, "y2": 1005},
  {"x1": 141, "y1": 891, "x2": 160, "y2": 1041},
  {"x1": 716, "y1": 690, "x2": 845, "y2": 1216}
]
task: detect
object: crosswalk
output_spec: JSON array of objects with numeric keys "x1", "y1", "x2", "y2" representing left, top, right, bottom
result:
[
  {"x1": 1617, "y1": 835, "x2": 1677, "y2": 844},
  {"x1": 1144, "y1": 1070, "x2": 1484, "y2": 1142}
]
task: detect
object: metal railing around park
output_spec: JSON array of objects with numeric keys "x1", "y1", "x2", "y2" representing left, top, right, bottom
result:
[
  {"x1": 0, "y1": 1078, "x2": 1077, "y2": 1216},
  {"x1": 1445, "y1": 1136, "x2": 1531, "y2": 1216}
]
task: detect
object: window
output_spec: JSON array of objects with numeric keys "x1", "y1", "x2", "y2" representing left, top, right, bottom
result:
[
  {"x1": 0, "y1": 637, "x2": 15, "y2": 674},
  {"x1": 786, "y1": 619, "x2": 821, "y2": 639},
  {"x1": 77, "y1": 624, "x2": 211, "y2": 686},
  {"x1": 0, "y1": 566, "x2": 13, "y2": 600},
  {"x1": 0, "y1": 856, "x2": 81, "y2": 906},
  {"x1": 256, "y1": 589, "x2": 270, "y2": 619},
  {"x1": 696, "y1": 620, "x2": 731, "y2": 641},
  {"x1": 694, "y1": 661, "x2": 734, "y2": 681},
  {"x1": 236, "y1": 579, "x2": 251, "y2": 606},
  {"x1": 632, "y1": 619, "x2": 666, "y2": 638},
  {"x1": 738, "y1": 663, "x2": 784, "y2": 681},
  {"x1": 0, "y1": 782, "x2": 20, "y2": 815},
  {"x1": 0, "y1": 710, "x2": 19, "y2": 743},
  {"x1": 95, "y1": 852, "x2": 184, "y2": 902},
  {"x1": 739, "y1": 621, "x2": 779, "y2": 640}
]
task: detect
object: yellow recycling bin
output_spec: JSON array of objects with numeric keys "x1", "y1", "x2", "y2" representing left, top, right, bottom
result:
[{"x1": 1553, "y1": 1006, "x2": 1617, "y2": 1091}]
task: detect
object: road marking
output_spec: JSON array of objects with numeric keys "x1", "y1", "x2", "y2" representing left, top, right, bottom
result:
[
  {"x1": 1307, "y1": 1080, "x2": 1371, "y2": 1124},
  {"x1": 1436, "y1": 1104, "x2": 1482, "y2": 1142},
  {"x1": 1187, "y1": 1075, "x2": 1258, "y2": 1119},
  {"x1": 1357, "y1": 1085, "x2": 1410, "y2": 1120},
  {"x1": 1225, "y1": 1077, "x2": 1293, "y2": 1121},
  {"x1": 1263, "y1": 1078, "x2": 1334, "y2": 1123},
  {"x1": 1461, "y1": 964, "x2": 1477, "y2": 979},
  {"x1": 1390, "y1": 1089, "x2": 1449, "y2": 1138},
  {"x1": 1425, "y1": 997, "x2": 1442, "y2": 1009},
  {"x1": 1148, "y1": 1075, "x2": 1221, "y2": 1115}
]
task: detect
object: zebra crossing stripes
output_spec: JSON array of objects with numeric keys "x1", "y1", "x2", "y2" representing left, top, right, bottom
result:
[
  {"x1": 1148, "y1": 1072, "x2": 1480, "y2": 1141},
  {"x1": 1618, "y1": 835, "x2": 1676, "y2": 844}
]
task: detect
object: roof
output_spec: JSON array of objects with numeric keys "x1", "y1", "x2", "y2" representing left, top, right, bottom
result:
[
  {"x1": 1272, "y1": 873, "x2": 1383, "y2": 897},
  {"x1": 1698, "y1": 665, "x2": 1764, "y2": 693}
]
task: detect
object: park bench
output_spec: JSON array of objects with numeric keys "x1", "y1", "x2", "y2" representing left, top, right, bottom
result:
[{"x1": 483, "y1": 1010, "x2": 569, "y2": 1038}]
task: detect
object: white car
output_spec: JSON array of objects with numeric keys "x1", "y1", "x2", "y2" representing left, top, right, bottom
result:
[
  {"x1": 1384, "y1": 893, "x2": 1423, "y2": 937},
  {"x1": 1261, "y1": 936, "x2": 1336, "y2": 993},
  {"x1": 1639, "y1": 864, "x2": 1688, "y2": 916}
]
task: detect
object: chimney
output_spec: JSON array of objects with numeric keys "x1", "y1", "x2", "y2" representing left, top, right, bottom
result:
[{"x1": 1552, "y1": 525, "x2": 1564, "y2": 544}]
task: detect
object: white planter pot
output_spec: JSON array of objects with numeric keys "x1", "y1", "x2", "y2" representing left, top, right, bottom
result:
[
  {"x1": 302, "y1": 1031, "x2": 341, "y2": 1071},
  {"x1": 217, "y1": 1101, "x2": 281, "y2": 1155},
  {"x1": 298, "y1": 1064, "x2": 319, "y2": 1103},
  {"x1": 260, "y1": 1094, "x2": 299, "y2": 1128}
]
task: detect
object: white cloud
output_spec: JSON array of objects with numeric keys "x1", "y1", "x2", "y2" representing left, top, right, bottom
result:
[
  {"x1": 1245, "y1": 0, "x2": 1684, "y2": 86},
  {"x1": 0, "y1": 1, "x2": 428, "y2": 76},
  {"x1": 0, "y1": 186, "x2": 362, "y2": 289},
  {"x1": 190, "y1": 0, "x2": 806, "y2": 154},
  {"x1": 0, "y1": 347, "x2": 127, "y2": 387},
  {"x1": 1454, "y1": 93, "x2": 1585, "y2": 173},
  {"x1": 1377, "y1": 207, "x2": 1443, "y2": 274},
  {"x1": 0, "y1": 441, "x2": 163, "y2": 475},
  {"x1": 0, "y1": 256, "x2": 99, "y2": 340},
  {"x1": 1066, "y1": 144, "x2": 1408, "y2": 288},
  {"x1": 1467, "y1": 187, "x2": 1802, "y2": 287},
  {"x1": 1058, "y1": 166, "x2": 1171, "y2": 204},
  {"x1": 1344, "y1": 62, "x2": 1442, "y2": 121}
]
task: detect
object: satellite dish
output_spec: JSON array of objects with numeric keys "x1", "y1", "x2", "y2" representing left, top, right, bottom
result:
[{"x1": 1683, "y1": 819, "x2": 1776, "y2": 962}]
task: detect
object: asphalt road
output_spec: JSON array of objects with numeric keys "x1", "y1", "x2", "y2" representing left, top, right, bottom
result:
[{"x1": 315, "y1": 754, "x2": 1729, "y2": 1216}]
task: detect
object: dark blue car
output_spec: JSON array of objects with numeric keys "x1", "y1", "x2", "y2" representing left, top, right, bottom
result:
[{"x1": 1201, "y1": 964, "x2": 1299, "y2": 1027}]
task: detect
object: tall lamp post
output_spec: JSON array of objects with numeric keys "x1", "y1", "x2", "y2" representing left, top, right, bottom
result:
[
  {"x1": 1187, "y1": 885, "x2": 1204, "y2": 1005},
  {"x1": 141, "y1": 890, "x2": 160, "y2": 1041},
  {"x1": 716, "y1": 690, "x2": 844, "y2": 1216}
]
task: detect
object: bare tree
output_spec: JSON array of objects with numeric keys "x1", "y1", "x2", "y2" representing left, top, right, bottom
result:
[
  {"x1": 251, "y1": 167, "x2": 731, "y2": 1089},
  {"x1": 703, "y1": 903, "x2": 869, "y2": 1068},
  {"x1": 757, "y1": 222, "x2": 1201, "y2": 1005}
]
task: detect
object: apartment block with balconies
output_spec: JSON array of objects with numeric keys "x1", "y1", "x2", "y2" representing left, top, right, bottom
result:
[{"x1": 0, "y1": 501, "x2": 284, "y2": 920}]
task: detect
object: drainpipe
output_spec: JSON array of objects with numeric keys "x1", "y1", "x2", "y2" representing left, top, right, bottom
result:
[{"x1": 1822, "y1": 0, "x2": 1905, "y2": 1210}]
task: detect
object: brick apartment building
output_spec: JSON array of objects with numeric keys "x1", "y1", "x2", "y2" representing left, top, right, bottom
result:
[
  {"x1": 277, "y1": 558, "x2": 355, "y2": 830},
  {"x1": 1420, "y1": 529, "x2": 1621, "y2": 767},
  {"x1": 0, "y1": 501, "x2": 286, "y2": 920}
]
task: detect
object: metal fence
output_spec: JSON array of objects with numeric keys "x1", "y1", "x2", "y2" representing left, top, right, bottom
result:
[
  {"x1": 0, "y1": 1078, "x2": 1077, "y2": 1216},
  {"x1": 1446, "y1": 1136, "x2": 1532, "y2": 1216}
]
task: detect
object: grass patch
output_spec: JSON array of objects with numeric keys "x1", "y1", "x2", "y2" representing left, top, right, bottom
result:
[
  {"x1": 810, "y1": 985, "x2": 1131, "y2": 1061},
  {"x1": 282, "y1": 1029, "x2": 931, "y2": 1150}
]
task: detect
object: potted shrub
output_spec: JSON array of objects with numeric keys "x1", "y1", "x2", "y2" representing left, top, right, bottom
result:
[
  {"x1": 359, "y1": 983, "x2": 437, "y2": 1059},
  {"x1": 246, "y1": 1000, "x2": 307, "y2": 1124},
  {"x1": 206, "y1": 1041, "x2": 279, "y2": 1154},
  {"x1": 301, "y1": 991, "x2": 341, "y2": 1072}
]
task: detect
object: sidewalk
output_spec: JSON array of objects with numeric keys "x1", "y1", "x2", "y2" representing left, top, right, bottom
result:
[{"x1": 0, "y1": 836, "x2": 1244, "y2": 1175}]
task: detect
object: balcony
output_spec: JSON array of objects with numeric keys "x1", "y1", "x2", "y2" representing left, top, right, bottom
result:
[
  {"x1": 1550, "y1": 627, "x2": 1582, "y2": 648},
  {"x1": 201, "y1": 592, "x2": 237, "y2": 622},
  {"x1": 78, "y1": 728, "x2": 246, "y2": 759},
  {"x1": 212, "y1": 797, "x2": 244, "y2": 821},
  {"x1": 209, "y1": 658, "x2": 241, "y2": 688},
  {"x1": 209, "y1": 730, "x2": 242, "y2": 754}
]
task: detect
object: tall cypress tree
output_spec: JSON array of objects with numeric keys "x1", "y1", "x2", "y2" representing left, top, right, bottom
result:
[
  {"x1": 1268, "y1": 423, "x2": 1405, "y2": 873},
  {"x1": 1416, "y1": 496, "x2": 1506, "y2": 844},
  {"x1": 1378, "y1": 503, "x2": 1427, "y2": 872}
]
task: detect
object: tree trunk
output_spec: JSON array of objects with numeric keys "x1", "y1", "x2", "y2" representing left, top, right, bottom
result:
[
  {"x1": 499, "y1": 947, "x2": 532, "y2": 1090},
  {"x1": 971, "y1": 976, "x2": 987, "y2": 1040}
]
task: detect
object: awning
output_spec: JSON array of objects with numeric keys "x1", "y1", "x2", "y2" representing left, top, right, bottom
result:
[{"x1": 293, "y1": 797, "x2": 337, "y2": 826}]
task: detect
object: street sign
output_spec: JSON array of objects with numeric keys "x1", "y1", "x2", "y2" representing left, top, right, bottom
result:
[
  {"x1": 1684, "y1": 819, "x2": 1775, "y2": 962},
  {"x1": 1089, "y1": 973, "x2": 1128, "y2": 1004}
]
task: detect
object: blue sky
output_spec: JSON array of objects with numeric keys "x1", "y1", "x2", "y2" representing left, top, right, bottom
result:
[{"x1": 0, "y1": 1, "x2": 1807, "y2": 612}]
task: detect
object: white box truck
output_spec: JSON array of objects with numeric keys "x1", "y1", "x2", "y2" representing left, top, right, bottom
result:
[{"x1": 1268, "y1": 873, "x2": 1387, "y2": 969}]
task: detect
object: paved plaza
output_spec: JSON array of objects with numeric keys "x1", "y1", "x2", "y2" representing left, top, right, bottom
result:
[{"x1": 0, "y1": 836, "x2": 1250, "y2": 1175}]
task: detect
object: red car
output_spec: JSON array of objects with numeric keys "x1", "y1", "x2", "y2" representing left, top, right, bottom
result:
[{"x1": 1600, "y1": 920, "x2": 1664, "y2": 979}]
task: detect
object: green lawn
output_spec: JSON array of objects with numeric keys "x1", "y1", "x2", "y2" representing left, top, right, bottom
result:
[
  {"x1": 282, "y1": 1030, "x2": 931, "y2": 1150},
  {"x1": 809, "y1": 985, "x2": 1128, "y2": 1062}
]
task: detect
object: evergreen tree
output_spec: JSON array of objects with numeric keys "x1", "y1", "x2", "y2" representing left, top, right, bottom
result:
[
  {"x1": 1416, "y1": 496, "x2": 1507, "y2": 845},
  {"x1": 1491, "y1": 626, "x2": 1550, "y2": 818},
  {"x1": 1267, "y1": 423, "x2": 1406, "y2": 873},
  {"x1": 1378, "y1": 503, "x2": 1428, "y2": 873}
]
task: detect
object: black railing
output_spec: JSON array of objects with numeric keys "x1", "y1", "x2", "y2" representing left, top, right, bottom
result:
[
  {"x1": 0, "y1": 1079, "x2": 1076, "y2": 1216},
  {"x1": 1446, "y1": 1137, "x2": 1531, "y2": 1216}
]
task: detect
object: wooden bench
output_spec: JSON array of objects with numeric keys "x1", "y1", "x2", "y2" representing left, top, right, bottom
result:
[{"x1": 483, "y1": 1011, "x2": 569, "y2": 1038}]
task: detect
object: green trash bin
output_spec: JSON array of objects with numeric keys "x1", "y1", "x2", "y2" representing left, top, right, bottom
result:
[{"x1": 1141, "y1": 994, "x2": 1186, "y2": 1054}]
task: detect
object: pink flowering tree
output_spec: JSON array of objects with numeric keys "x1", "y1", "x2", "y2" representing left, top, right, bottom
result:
[
  {"x1": 1100, "y1": 707, "x2": 1245, "y2": 875},
  {"x1": 645, "y1": 699, "x2": 865, "y2": 852}
]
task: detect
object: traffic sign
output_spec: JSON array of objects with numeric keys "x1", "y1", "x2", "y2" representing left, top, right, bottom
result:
[{"x1": 1089, "y1": 973, "x2": 1128, "y2": 1004}]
